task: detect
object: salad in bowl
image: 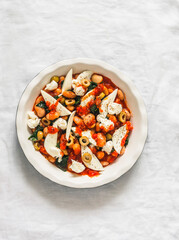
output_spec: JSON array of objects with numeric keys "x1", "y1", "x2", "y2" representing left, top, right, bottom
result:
[{"x1": 27, "y1": 69, "x2": 133, "y2": 177}]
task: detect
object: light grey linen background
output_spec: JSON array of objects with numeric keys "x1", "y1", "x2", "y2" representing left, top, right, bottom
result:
[{"x1": 0, "y1": 0, "x2": 179, "y2": 239}]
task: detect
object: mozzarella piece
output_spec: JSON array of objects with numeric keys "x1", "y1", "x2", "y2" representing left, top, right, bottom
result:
[
  {"x1": 100, "y1": 89, "x2": 118, "y2": 117},
  {"x1": 80, "y1": 90, "x2": 95, "y2": 107},
  {"x1": 112, "y1": 125, "x2": 127, "y2": 154},
  {"x1": 96, "y1": 114, "x2": 114, "y2": 131},
  {"x1": 62, "y1": 69, "x2": 73, "y2": 93},
  {"x1": 41, "y1": 90, "x2": 71, "y2": 116},
  {"x1": 108, "y1": 103, "x2": 122, "y2": 115},
  {"x1": 72, "y1": 71, "x2": 93, "y2": 89},
  {"x1": 82, "y1": 130, "x2": 96, "y2": 146},
  {"x1": 72, "y1": 79, "x2": 79, "y2": 89},
  {"x1": 102, "y1": 141, "x2": 113, "y2": 155},
  {"x1": 70, "y1": 160, "x2": 85, "y2": 173},
  {"x1": 81, "y1": 146, "x2": 103, "y2": 171},
  {"x1": 44, "y1": 133, "x2": 62, "y2": 161},
  {"x1": 76, "y1": 70, "x2": 93, "y2": 83},
  {"x1": 53, "y1": 118, "x2": 67, "y2": 130},
  {"x1": 66, "y1": 111, "x2": 76, "y2": 141},
  {"x1": 45, "y1": 80, "x2": 58, "y2": 91},
  {"x1": 74, "y1": 86, "x2": 86, "y2": 96},
  {"x1": 27, "y1": 111, "x2": 40, "y2": 129},
  {"x1": 71, "y1": 127, "x2": 78, "y2": 136},
  {"x1": 106, "y1": 89, "x2": 118, "y2": 102},
  {"x1": 28, "y1": 111, "x2": 38, "y2": 120}
]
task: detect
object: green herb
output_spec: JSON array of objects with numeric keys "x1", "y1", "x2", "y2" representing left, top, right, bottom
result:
[
  {"x1": 36, "y1": 101, "x2": 47, "y2": 109},
  {"x1": 111, "y1": 148, "x2": 115, "y2": 153},
  {"x1": 29, "y1": 137, "x2": 37, "y2": 142},
  {"x1": 124, "y1": 137, "x2": 129, "y2": 147},
  {"x1": 54, "y1": 95, "x2": 60, "y2": 100},
  {"x1": 56, "y1": 142, "x2": 60, "y2": 148},
  {"x1": 61, "y1": 80, "x2": 64, "y2": 87},
  {"x1": 74, "y1": 96, "x2": 81, "y2": 106},
  {"x1": 36, "y1": 101, "x2": 49, "y2": 113},
  {"x1": 28, "y1": 125, "x2": 43, "y2": 142},
  {"x1": 88, "y1": 82, "x2": 97, "y2": 91},
  {"x1": 90, "y1": 104, "x2": 99, "y2": 115},
  {"x1": 55, "y1": 155, "x2": 68, "y2": 171}
]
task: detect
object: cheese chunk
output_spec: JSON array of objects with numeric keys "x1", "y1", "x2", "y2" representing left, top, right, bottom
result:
[
  {"x1": 74, "y1": 86, "x2": 85, "y2": 96},
  {"x1": 80, "y1": 90, "x2": 95, "y2": 107},
  {"x1": 82, "y1": 130, "x2": 97, "y2": 146},
  {"x1": 72, "y1": 70, "x2": 93, "y2": 89},
  {"x1": 112, "y1": 125, "x2": 127, "y2": 154},
  {"x1": 96, "y1": 114, "x2": 114, "y2": 131},
  {"x1": 108, "y1": 103, "x2": 122, "y2": 115},
  {"x1": 66, "y1": 111, "x2": 76, "y2": 141},
  {"x1": 102, "y1": 141, "x2": 113, "y2": 155},
  {"x1": 27, "y1": 111, "x2": 40, "y2": 129},
  {"x1": 76, "y1": 70, "x2": 93, "y2": 82},
  {"x1": 70, "y1": 160, "x2": 85, "y2": 173},
  {"x1": 62, "y1": 69, "x2": 73, "y2": 93},
  {"x1": 81, "y1": 146, "x2": 103, "y2": 171},
  {"x1": 53, "y1": 118, "x2": 67, "y2": 130},
  {"x1": 44, "y1": 133, "x2": 62, "y2": 161},
  {"x1": 41, "y1": 90, "x2": 71, "y2": 116},
  {"x1": 45, "y1": 80, "x2": 58, "y2": 91},
  {"x1": 99, "y1": 89, "x2": 118, "y2": 117}
]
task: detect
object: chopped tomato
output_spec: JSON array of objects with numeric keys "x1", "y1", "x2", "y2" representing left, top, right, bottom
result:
[
  {"x1": 76, "y1": 106, "x2": 90, "y2": 116},
  {"x1": 111, "y1": 150, "x2": 118, "y2": 157},
  {"x1": 109, "y1": 115, "x2": 117, "y2": 124},
  {"x1": 47, "y1": 126, "x2": 59, "y2": 134},
  {"x1": 48, "y1": 100, "x2": 59, "y2": 111},
  {"x1": 92, "y1": 133, "x2": 97, "y2": 140},
  {"x1": 93, "y1": 84, "x2": 104, "y2": 96},
  {"x1": 126, "y1": 121, "x2": 133, "y2": 131},
  {"x1": 95, "y1": 96, "x2": 101, "y2": 106},
  {"x1": 75, "y1": 127, "x2": 82, "y2": 136},
  {"x1": 60, "y1": 134, "x2": 67, "y2": 150},
  {"x1": 46, "y1": 101, "x2": 51, "y2": 107},
  {"x1": 121, "y1": 133, "x2": 128, "y2": 147},
  {"x1": 39, "y1": 146, "x2": 48, "y2": 155},
  {"x1": 100, "y1": 124, "x2": 114, "y2": 133},
  {"x1": 81, "y1": 168, "x2": 100, "y2": 177},
  {"x1": 115, "y1": 98, "x2": 120, "y2": 104}
]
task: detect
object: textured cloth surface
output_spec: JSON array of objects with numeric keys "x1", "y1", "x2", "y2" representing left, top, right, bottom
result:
[{"x1": 0, "y1": 0, "x2": 179, "y2": 239}]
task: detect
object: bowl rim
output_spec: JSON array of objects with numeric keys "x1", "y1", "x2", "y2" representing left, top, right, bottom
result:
[{"x1": 16, "y1": 58, "x2": 148, "y2": 188}]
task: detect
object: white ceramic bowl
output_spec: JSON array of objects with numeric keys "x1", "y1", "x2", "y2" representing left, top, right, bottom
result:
[{"x1": 16, "y1": 58, "x2": 147, "y2": 188}]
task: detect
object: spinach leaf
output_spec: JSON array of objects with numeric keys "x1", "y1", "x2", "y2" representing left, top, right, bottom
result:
[
  {"x1": 61, "y1": 80, "x2": 64, "y2": 87},
  {"x1": 55, "y1": 155, "x2": 68, "y2": 171},
  {"x1": 29, "y1": 137, "x2": 37, "y2": 142},
  {"x1": 56, "y1": 142, "x2": 60, "y2": 148},
  {"x1": 111, "y1": 148, "x2": 115, "y2": 153},
  {"x1": 36, "y1": 101, "x2": 47, "y2": 109},
  {"x1": 124, "y1": 137, "x2": 129, "y2": 147},
  {"x1": 74, "y1": 96, "x2": 81, "y2": 106},
  {"x1": 36, "y1": 101, "x2": 49, "y2": 113},
  {"x1": 88, "y1": 82, "x2": 97, "y2": 91},
  {"x1": 28, "y1": 125, "x2": 43, "y2": 142},
  {"x1": 90, "y1": 104, "x2": 99, "y2": 115},
  {"x1": 54, "y1": 95, "x2": 60, "y2": 100}
]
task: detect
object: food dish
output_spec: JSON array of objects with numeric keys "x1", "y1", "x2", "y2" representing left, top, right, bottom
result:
[
  {"x1": 27, "y1": 70, "x2": 133, "y2": 177},
  {"x1": 16, "y1": 58, "x2": 147, "y2": 188}
]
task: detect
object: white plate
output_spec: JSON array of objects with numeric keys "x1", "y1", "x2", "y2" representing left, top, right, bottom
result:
[{"x1": 16, "y1": 58, "x2": 147, "y2": 188}]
